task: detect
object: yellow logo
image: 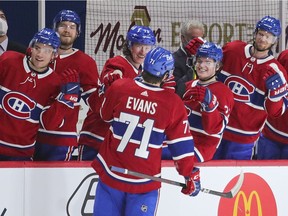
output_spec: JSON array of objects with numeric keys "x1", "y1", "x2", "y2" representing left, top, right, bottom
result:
[{"x1": 233, "y1": 190, "x2": 262, "y2": 216}]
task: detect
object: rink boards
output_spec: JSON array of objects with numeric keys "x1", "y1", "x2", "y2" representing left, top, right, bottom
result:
[{"x1": 0, "y1": 160, "x2": 287, "y2": 216}]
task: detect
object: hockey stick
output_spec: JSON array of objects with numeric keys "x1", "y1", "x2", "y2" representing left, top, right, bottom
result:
[{"x1": 110, "y1": 166, "x2": 244, "y2": 198}]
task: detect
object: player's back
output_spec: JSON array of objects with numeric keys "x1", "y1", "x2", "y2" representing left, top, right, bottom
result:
[{"x1": 93, "y1": 78, "x2": 193, "y2": 193}]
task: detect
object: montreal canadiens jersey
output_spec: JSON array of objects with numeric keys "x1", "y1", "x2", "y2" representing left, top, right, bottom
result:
[
  {"x1": 184, "y1": 80, "x2": 234, "y2": 162},
  {"x1": 92, "y1": 78, "x2": 194, "y2": 193},
  {"x1": 217, "y1": 40, "x2": 287, "y2": 143},
  {"x1": 262, "y1": 50, "x2": 288, "y2": 144},
  {"x1": 79, "y1": 55, "x2": 141, "y2": 151},
  {"x1": 0, "y1": 51, "x2": 62, "y2": 157},
  {"x1": 36, "y1": 49, "x2": 99, "y2": 147}
]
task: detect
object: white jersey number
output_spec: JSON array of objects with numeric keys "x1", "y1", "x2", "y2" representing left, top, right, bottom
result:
[{"x1": 117, "y1": 112, "x2": 154, "y2": 159}]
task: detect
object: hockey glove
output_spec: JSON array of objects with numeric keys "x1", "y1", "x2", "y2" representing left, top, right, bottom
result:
[
  {"x1": 58, "y1": 68, "x2": 80, "y2": 108},
  {"x1": 103, "y1": 69, "x2": 123, "y2": 87},
  {"x1": 263, "y1": 64, "x2": 287, "y2": 102},
  {"x1": 181, "y1": 167, "x2": 201, "y2": 197},
  {"x1": 161, "y1": 75, "x2": 176, "y2": 93},
  {"x1": 183, "y1": 86, "x2": 218, "y2": 112},
  {"x1": 185, "y1": 37, "x2": 205, "y2": 56}
]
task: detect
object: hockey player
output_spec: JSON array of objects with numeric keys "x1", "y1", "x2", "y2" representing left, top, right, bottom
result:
[
  {"x1": 92, "y1": 47, "x2": 201, "y2": 216},
  {"x1": 78, "y1": 25, "x2": 156, "y2": 160},
  {"x1": 182, "y1": 42, "x2": 234, "y2": 162},
  {"x1": 0, "y1": 28, "x2": 79, "y2": 161},
  {"x1": 34, "y1": 10, "x2": 99, "y2": 161},
  {"x1": 213, "y1": 15, "x2": 288, "y2": 160},
  {"x1": 257, "y1": 49, "x2": 288, "y2": 159}
]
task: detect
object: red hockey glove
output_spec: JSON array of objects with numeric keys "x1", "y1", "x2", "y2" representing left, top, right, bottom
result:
[
  {"x1": 183, "y1": 85, "x2": 218, "y2": 111},
  {"x1": 181, "y1": 167, "x2": 201, "y2": 197},
  {"x1": 103, "y1": 69, "x2": 123, "y2": 87},
  {"x1": 185, "y1": 37, "x2": 205, "y2": 56},
  {"x1": 58, "y1": 68, "x2": 80, "y2": 108},
  {"x1": 161, "y1": 75, "x2": 176, "y2": 93},
  {"x1": 263, "y1": 64, "x2": 287, "y2": 102},
  {"x1": 60, "y1": 68, "x2": 79, "y2": 85}
]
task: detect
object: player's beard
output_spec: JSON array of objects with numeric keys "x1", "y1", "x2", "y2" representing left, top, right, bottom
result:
[
  {"x1": 254, "y1": 41, "x2": 272, "y2": 52},
  {"x1": 60, "y1": 36, "x2": 76, "y2": 49}
]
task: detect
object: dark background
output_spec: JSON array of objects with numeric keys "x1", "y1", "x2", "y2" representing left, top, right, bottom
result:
[{"x1": 0, "y1": 0, "x2": 86, "y2": 50}]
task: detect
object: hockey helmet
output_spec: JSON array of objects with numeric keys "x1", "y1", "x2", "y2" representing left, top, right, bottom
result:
[
  {"x1": 29, "y1": 28, "x2": 60, "y2": 52},
  {"x1": 127, "y1": 25, "x2": 156, "y2": 46},
  {"x1": 255, "y1": 16, "x2": 281, "y2": 37},
  {"x1": 143, "y1": 47, "x2": 174, "y2": 78},
  {"x1": 53, "y1": 10, "x2": 81, "y2": 34},
  {"x1": 196, "y1": 42, "x2": 223, "y2": 62}
]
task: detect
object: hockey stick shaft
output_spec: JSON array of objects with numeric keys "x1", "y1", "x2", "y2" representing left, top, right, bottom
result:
[{"x1": 111, "y1": 166, "x2": 244, "y2": 198}]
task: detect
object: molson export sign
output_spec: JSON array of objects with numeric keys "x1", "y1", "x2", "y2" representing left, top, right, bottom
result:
[{"x1": 218, "y1": 173, "x2": 277, "y2": 216}]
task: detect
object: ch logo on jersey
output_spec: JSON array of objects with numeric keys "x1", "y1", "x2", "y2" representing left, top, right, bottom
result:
[
  {"x1": 224, "y1": 75, "x2": 255, "y2": 102},
  {"x1": 2, "y1": 91, "x2": 36, "y2": 119}
]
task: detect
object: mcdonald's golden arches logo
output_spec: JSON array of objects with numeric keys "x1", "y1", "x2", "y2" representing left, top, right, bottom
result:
[
  {"x1": 233, "y1": 190, "x2": 262, "y2": 216},
  {"x1": 218, "y1": 173, "x2": 277, "y2": 216}
]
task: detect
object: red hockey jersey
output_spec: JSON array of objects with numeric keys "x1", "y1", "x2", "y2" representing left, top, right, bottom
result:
[
  {"x1": 0, "y1": 51, "x2": 66, "y2": 157},
  {"x1": 36, "y1": 49, "x2": 99, "y2": 147},
  {"x1": 184, "y1": 80, "x2": 234, "y2": 162},
  {"x1": 92, "y1": 78, "x2": 194, "y2": 193},
  {"x1": 262, "y1": 49, "x2": 288, "y2": 144},
  {"x1": 79, "y1": 55, "x2": 141, "y2": 151},
  {"x1": 217, "y1": 41, "x2": 287, "y2": 143}
]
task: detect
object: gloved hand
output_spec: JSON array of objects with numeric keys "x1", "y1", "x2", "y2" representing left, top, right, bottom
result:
[
  {"x1": 185, "y1": 37, "x2": 205, "y2": 56},
  {"x1": 183, "y1": 85, "x2": 218, "y2": 111},
  {"x1": 161, "y1": 75, "x2": 176, "y2": 93},
  {"x1": 58, "y1": 68, "x2": 80, "y2": 108},
  {"x1": 181, "y1": 167, "x2": 201, "y2": 197},
  {"x1": 263, "y1": 64, "x2": 287, "y2": 102},
  {"x1": 103, "y1": 69, "x2": 123, "y2": 87}
]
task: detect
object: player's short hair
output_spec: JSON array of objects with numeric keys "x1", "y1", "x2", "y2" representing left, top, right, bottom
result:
[
  {"x1": 142, "y1": 70, "x2": 165, "y2": 85},
  {"x1": 122, "y1": 41, "x2": 131, "y2": 56}
]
